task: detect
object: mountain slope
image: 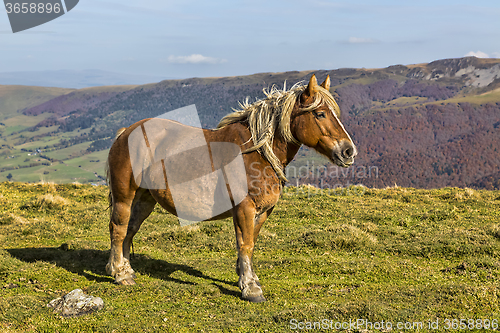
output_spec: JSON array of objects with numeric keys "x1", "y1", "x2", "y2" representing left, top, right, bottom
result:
[
  {"x1": 0, "y1": 57, "x2": 499, "y2": 188},
  {"x1": 0, "y1": 85, "x2": 73, "y2": 119}
]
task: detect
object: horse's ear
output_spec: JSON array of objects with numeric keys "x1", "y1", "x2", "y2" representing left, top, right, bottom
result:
[
  {"x1": 320, "y1": 75, "x2": 331, "y2": 90},
  {"x1": 302, "y1": 74, "x2": 318, "y2": 101}
]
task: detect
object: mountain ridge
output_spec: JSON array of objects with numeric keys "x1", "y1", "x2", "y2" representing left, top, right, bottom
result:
[{"x1": 0, "y1": 69, "x2": 170, "y2": 89}]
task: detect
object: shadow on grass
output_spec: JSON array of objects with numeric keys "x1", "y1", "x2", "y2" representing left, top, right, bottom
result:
[{"x1": 6, "y1": 246, "x2": 240, "y2": 298}]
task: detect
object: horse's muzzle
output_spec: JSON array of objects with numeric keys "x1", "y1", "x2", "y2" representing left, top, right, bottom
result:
[{"x1": 332, "y1": 140, "x2": 357, "y2": 168}]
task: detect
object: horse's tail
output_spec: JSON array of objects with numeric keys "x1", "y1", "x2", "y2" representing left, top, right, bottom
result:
[{"x1": 105, "y1": 127, "x2": 127, "y2": 213}]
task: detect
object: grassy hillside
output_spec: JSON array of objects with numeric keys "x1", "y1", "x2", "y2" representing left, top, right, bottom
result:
[
  {"x1": 0, "y1": 85, "x2": 73, "y2": 120},
  {"x1": 0, "y1": 182, "x2": 499, "y2": 332},
  {"x1": 0, "y1": 84, "x2": 140, "y2": 184}
]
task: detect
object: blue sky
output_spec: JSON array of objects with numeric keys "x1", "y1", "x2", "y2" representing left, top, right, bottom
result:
[{"x1": 1, "y1": 0, "x2": 500, "y2": 79}]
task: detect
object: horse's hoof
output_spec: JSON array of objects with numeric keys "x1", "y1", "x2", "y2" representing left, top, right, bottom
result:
[
  {"x1": 116, "y1": 278, "x2": 136, "y2": 286},
  {"x1": 244, "y1": 294, "x2": 266, "y2": 303}
]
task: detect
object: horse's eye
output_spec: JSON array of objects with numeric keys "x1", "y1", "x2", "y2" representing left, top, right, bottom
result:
[{"x1": 315, "y1": 112, "x2": 326, "y2": 119}]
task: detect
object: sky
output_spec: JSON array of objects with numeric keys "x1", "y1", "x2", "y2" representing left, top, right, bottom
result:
[{"x1": 1, "y1": 0, "x2": 500, "y2": 80}]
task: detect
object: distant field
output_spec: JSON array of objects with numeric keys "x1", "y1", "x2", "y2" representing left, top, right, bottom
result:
[
  {"x1": 0, "y1": 163, "x2": 98, "y2": 183},
  {"x1": 43, "y1": 142, "x2": 93, "y2": 161},
  {"x1": 63, "y1": 150, "x2": 109, "y2": 178},
  {"x1": 441, "y1": 88, "x2": 500, "y2": 105},
  {"x1": 0, "y1": 84, "x2": 110, "y2": 185},
  {"x1": 0, "y1": 183, "x2": 499, "y2": 332},
  {"x1": 0, "y1": 101, "x2": 104, "y2": 183},
  {"x1": 372, "y1": 96, "x2": 429, "y2": 110},
  {"x1": 0, "y1": 85, "x2": 72, "y2": 120}
]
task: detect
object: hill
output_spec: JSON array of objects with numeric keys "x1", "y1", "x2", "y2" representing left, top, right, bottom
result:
[
  {"x1": 0, "y1": 85, "x2": 73, "y2": 119},
  {"x1": 0, "y1": 56, "x2": 499, "y2": 188}
]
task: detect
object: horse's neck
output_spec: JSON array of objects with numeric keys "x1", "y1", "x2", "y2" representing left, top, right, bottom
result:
[{"x1": 272, "y1": 133, "x2": 301, "y2": 168}]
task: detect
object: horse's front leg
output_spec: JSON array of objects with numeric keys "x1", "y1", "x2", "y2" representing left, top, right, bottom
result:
[
  {"x1": 233, "y1": 200, "x2": 266, "y2": 302},
  {"x1": 236, "y1": 207, "x2": 274, "y2": 284}
]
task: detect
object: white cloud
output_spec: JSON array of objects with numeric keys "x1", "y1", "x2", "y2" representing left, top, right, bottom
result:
[
  {"x1": 166, "y1": 54, "x2": 227, "y2": 65},
  {"x1": 465, "y1": 51, "x2": 489, "y2": 58},
  {"x1": 346, "y1": 37, "x2": 378, "y2": 44}
]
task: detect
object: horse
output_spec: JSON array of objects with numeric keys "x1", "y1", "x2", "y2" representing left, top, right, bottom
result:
[{"x1": 105, "y1": 74, "x2": 357, "y2": 302}]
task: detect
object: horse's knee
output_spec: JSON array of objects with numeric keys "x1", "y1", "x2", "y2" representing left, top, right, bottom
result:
[{"x1": 109, "y1": 220, "x2": 129, "y2": 244}]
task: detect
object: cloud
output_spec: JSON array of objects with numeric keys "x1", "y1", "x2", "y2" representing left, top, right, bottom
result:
[
  {"x1": 465, "y1": 51, "x2": 489, "y2": 58},
  {"x1": 345, "y1": 37, "x2": 379, "y2": 44},
  {"x1": 166, "y1": 54, "x2": 227, "y2": 65}
]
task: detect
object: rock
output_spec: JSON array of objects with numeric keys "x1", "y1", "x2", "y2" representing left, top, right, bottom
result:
[
  {"x1": 3, "y1": 283, "x2": 18, "y2": 289},
  {"x1": 47, "y1": 289, "x2": 104, "y2": 317}
]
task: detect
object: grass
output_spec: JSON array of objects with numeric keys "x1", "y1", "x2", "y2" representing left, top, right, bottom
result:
[
  {"x1": 0, "y1": 100, "x2": 103, "y2": 184},
  {"x1": 0, "y1": 85, "x2": 72, "y2": 120},
  {"x1": 0, "y1": 183, "x2": 499, "y2": 332},
  {"x1": 434, "y1": 88, "x2": 500, "y2": 105},
  {"x1": 0, "y1": 164, "x2": 99, "y2": 183},
  {"x1": 43, "y1": 142, "x2": 93, "y2": 161},
  {"x1": 0, "y1": 113, "x2": 54, "y2": 130},
  {"x1": 0, "y1": 86, "x2": 103, "y2": 184},
  {"x1": 372, "y1": 96, "x2": 429, "y2": 111},
  {"x1": 63, "y1": 150, "x2": 109, "y2": 178}
]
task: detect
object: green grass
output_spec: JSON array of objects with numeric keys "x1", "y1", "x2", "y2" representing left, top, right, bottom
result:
[
  {"x1": 373, "y1": 96, "x2": 429, "y2": 110},
  {"x1": 0, "y1": 106, "x2": 103, "y2": 184},
  {"x1": 0, "y1": 114, "x2": 58, "y2": 153},
  {"x1": 13, "y1": 128, "x2": 91, "y2": 152},
  {"x1": 1, "y1": 113, "x2": 54, "y2": 130},
  {"x1": 438, "y1": 88, "x2": 500, "y2": 105},
  {"x1": 43, "y1": 142, "x2": 93, "y2": 161},
  {"x1": 0, "y1": 163, "x2": 98, "y2": 183},
  {"x1": 0, "y1": 183, "x2": 499, "y2": 332},
  {"x1": 0, "y1": 144, "x2": 105, "y2": 184},
  {"x1": 63, "y1": 150, "x2": 109, "y2": 178},
  {"x1": 15, "y1": 126, "x2": 59, "y2": 141},
  {"x1": 0, "y1": 85, "x2": 72, "y2": 120}
]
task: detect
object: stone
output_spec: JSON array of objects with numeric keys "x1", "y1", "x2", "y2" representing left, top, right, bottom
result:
[
  {"x1": 3, "y1": 283, "x2": 18, "y2": 289},
  {"x1": 47, "y1": 289, "x2": 104, "y2": 317}
]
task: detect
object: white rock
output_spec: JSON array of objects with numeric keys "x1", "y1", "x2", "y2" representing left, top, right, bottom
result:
[{"x1": 47, "y1": 289, "x2": 104, "y2": 317}]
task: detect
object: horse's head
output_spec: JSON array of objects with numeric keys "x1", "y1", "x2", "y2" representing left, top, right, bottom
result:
[{"x1": 291, "y1": 75, "x2": 357, "y2": 168}]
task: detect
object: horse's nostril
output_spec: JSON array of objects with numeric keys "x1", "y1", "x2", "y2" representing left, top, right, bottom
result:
[{"x1": 343, "y1": 147, "x2": 354, "y2": 159}]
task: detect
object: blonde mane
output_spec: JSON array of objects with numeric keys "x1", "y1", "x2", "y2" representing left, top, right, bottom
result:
[{"x1": 216, "y1": 81, "x2": 341, "y2": 182}]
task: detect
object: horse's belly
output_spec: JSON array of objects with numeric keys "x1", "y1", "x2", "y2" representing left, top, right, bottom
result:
[{"x1": 149, "y1": 180, "x2": 235, "y2": 223}]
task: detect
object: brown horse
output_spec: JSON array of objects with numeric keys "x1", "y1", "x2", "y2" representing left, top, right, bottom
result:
[{"x1": 105, "y1": 74, "x2": 357, "y2": 302}]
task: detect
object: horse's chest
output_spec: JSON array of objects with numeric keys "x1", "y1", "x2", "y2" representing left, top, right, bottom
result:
[{"x1": 252, "y1": 186, "x2": 281, "y2": 214}]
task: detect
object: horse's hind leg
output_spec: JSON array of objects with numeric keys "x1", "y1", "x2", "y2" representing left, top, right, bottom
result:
[
  {"x1": 123, "y1": 189, "x2": 157, "y2": 261},
  {"x1": 106, "y1": 190, "x2": 137, "y2": 285}
]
